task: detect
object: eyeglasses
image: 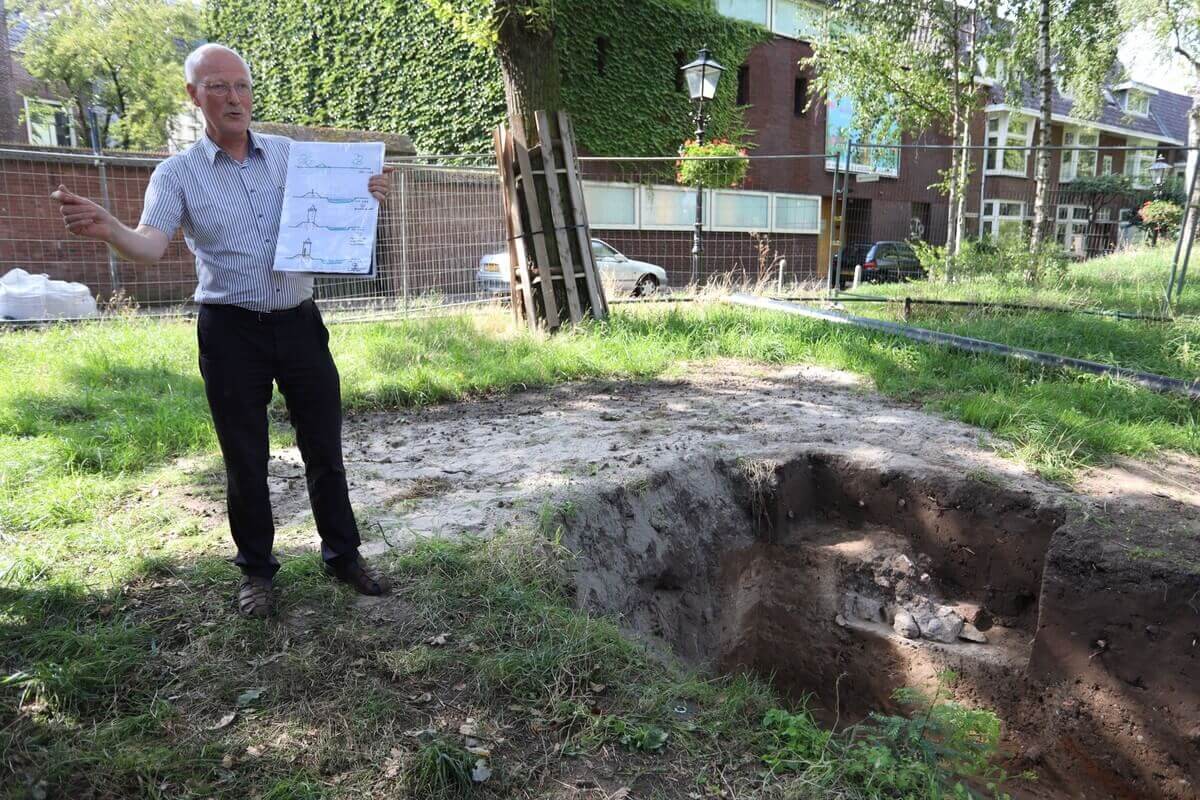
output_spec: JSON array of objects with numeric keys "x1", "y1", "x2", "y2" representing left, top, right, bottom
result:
[{"x1": 202, "y1": 81, "x2": 253, "y2": 97}]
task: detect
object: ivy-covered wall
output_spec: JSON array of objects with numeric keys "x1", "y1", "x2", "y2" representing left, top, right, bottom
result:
[{"x1": 207, "y1": 0, "x2": 769, "y2": 155}]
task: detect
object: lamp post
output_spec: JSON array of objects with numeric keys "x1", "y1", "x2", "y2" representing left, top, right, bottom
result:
[
  {"x1": 681, "y1": 47, "x2": 724, "y2": 285},
  {"x1": 1149, "y1": 155, "x2": 1170, "y2": 245},
  {"x1": 1150, "y1": 155, "x2": 1169, "y2": 198}
]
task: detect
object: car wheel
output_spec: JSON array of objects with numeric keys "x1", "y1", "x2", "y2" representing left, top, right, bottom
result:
[{"x1": 632, "y1": 274, "x2": 660, "y2": 297}]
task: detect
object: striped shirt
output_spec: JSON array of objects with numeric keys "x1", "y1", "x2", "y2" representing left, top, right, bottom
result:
[{"x1": 139, "y1": 130, "x2": 312, "y2": 311}]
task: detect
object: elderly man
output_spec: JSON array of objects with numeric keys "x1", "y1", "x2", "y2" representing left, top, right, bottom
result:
[{"x1": 51, "y1": 43, "x2": 391, "y2": 618}]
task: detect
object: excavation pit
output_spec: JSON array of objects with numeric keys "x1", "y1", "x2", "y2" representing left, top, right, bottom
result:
[{"x1": 564, "y1": 451, "x2": 1199, "y2": 800}]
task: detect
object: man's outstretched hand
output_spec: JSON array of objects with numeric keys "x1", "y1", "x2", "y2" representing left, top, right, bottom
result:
[
  {"x1": 51, "y1": 185, "x2": 115, "y2": 242},
  {"x1": 368, "y1": 165, "x2": 395, "y2": 204}
]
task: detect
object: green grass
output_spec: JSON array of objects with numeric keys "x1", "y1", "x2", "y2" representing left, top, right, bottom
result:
[
  {"x1": 1, "y1": 262, "x2": 1196, "y2": 795},
  {"x1": 864, "y1": 245, "x2": 1200, "y2": 315}
]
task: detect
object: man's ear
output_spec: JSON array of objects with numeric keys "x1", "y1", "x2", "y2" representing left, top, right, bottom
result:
[{"x1": 186, "y1": 84, "x2": 200, "y2": 107}]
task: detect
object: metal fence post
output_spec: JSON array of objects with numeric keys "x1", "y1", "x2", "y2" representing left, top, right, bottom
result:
[
  {"x1": 835, "y1": 143, "x2": 852, "y2": 291},
  {"x1": 827, "y1": 150, "x2": 841, "y2": 293},
  {"x1": 1166, "y1": 147, "x2": 1200, "y2": 307},
  {"x1": 398, "y1": 166, "x2": 409, "y2": 314},
  {"x1": 88, "y1": 110, "x2": 120, "y2": 297}
]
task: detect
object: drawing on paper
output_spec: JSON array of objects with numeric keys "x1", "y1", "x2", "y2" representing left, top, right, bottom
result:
[{"x1": 274, "y1": 141, "x2": 384, "y2": 277}]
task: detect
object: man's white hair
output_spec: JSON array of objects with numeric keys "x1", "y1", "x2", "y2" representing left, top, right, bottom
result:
[{"x1": 184, "y1": 43, "x2": 251, "y2": 84}]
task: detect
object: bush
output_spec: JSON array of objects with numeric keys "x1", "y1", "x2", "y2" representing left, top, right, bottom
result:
[
  {"x1": 1138, "y1": 200, "x2": 1184, "y2": 241},
  {"x1": 676, "y1": 139, "x2": 749, "y2": 188},
  {"x1": 912, "y1": 237, "x2": 1068, "y2": 285}
]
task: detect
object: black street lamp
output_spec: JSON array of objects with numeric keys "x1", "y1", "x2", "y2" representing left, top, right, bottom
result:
[
  {"x1": 1150, "y1": 155, "x2": 1170, "y2": 199},
  {"x1": 681, "y1": 47, "x2": 724, "y2": 285}
]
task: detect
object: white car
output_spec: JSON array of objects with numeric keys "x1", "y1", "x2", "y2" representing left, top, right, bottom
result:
[{"x1": 477, "y1": 238, "x2": 668, "y2": 297}]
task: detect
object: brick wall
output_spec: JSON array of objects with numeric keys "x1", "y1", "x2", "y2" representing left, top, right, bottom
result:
[{"x1": 0, "y1": 149, "x2": 196, "y2": 303}]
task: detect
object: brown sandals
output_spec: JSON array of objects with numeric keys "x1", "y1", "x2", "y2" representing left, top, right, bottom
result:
[
  {"x1": 236, "y1": 555, "x2": 388, "y2": 618},
  {"x1": 323, "y1": 555, "x2": 391, "y2": 596},
  {"x1": 237, "y1": 575, "x2": 275, "y2": 618}
]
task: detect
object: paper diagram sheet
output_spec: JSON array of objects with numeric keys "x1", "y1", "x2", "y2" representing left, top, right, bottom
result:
[{"x1": 273, "y1": 141, "x2": 384, "y2": 276}]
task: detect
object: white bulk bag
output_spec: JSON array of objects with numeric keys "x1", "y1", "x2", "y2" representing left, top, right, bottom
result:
[
  {"x1": 0, "y1": 269, "x2": 48, "y2": 320},
  {"x1": 44, "y1": 280, "x2": 98, "y2": 319}
]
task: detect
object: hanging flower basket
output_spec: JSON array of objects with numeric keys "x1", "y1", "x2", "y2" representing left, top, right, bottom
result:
[{"x1": 676, "y1": 139, "x2": 750, "y2": 188}]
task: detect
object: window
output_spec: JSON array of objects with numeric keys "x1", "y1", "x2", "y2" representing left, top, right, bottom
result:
[
  {"x1": 977, "y1": 55, "x2": 1007, "y2": 85},
  {"x1": 674, "y1": 50, "x2": 686, "y2": 93},
  {"x1": 582, "y1": 182, "x2": 638, "y2": 229},
  {"x1": 985, "y1": 113, "x2": 1034, "y2": 176},
  {"x1": 640, "y1": 185, "x2": 703, "y2": 230},
  {"x1": 591, "y1": 240, "x2": 621, "y2": 260},
  {"x1": 772, "y1": 194, "x2": 821, "y2": 233},
  {"x1": 773, "y1": 0, "x2": 824, "y2": 41},
  {"x1": 736, "y1": 64, "x2": 750, "y2": 105},
  {"x1": 24, "y1": 97, "x2": 78, "y2": 147},
  {"x1": 716, "y1": 0, "x2": 768, "y2": 26},
  {"x1": 1102, "y1": 154, "x2": 1114, "y2": 175},
  {"x1": 1124, "y1": 90, "x2": 1150, "y2": 116},
  {"x1": 981, "y1": 200, "x2": 1026, "y2": 239},
  {"x1": 1055, "y1": 205, "x2": 1092, "y2": 252},
  {"x1": 582, "y1": 183, "x2": 823, "y2": 237},
  {"x1": 825, "y1": 94, "x2": 900, "y2": 176},
  {"x1": 1060, "y1": 127, "x2": 1099, "y2": 182},
  {"x1": 711, "y1": 190, "x2": 770, "y2": 231},
  {"x1": 794, "y1": 75, "x2": 808, "y2": 116},
  {"x1": 1125, "y1": 138, "x2": 1157, "y2": 188}
]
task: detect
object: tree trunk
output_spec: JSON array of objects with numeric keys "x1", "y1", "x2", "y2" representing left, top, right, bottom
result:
[
  {"x1": 494, "y1": 14, "x2": 562, "y2": 147},
  {"x1": 0, "y1": 0, "x2": 21, "y2": 143},
  {"x1": 493, "y1": 9, "x2": 604, "y2": 328},
  {"x1": 1181, "y1": 92, "x2": 1200, "y2": 269},
  {"x1": 954, "y1": 116, "x2": 970, "y2": 253},
  {"x1": 946, "y1": 127, "x2": 960, "y2": 256},
  {"x1": 1030, "y1": 0, "x2": 1053, "y2": 252}
]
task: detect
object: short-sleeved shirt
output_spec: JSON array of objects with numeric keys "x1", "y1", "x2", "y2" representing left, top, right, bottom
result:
[{"x1": 139, "y1": 130, "x2": 313, "y2": 311}]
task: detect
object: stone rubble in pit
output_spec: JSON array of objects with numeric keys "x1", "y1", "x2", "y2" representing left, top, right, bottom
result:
[{"x1": 840, "y1": 546, "x2": 990, "y2": 645}]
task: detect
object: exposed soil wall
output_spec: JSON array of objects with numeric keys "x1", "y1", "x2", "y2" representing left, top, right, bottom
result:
[{"x1": 562, "y1": 450, "x2": 1198, "y2": 800}]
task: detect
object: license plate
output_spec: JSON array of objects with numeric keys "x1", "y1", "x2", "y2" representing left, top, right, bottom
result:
[{"x1": 482, "y1": 262, "x2": 499, "y2": 273}]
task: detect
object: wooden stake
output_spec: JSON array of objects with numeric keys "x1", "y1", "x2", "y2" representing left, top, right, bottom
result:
[
  {"x1": 535, "y1": 111, "x2": 583, "y2": 324},
  {"x1": 558, "y1": 111, "x2": 607, "y2": 318}
]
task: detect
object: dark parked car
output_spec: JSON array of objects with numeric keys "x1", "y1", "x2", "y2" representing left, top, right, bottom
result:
[{"x1": 838, "y1": 241, "x2": 925, "y2": 287}]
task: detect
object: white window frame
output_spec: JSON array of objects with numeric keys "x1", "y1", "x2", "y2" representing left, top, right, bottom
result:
[
  {"x1": 638, "y1": 184, "x2": 707, "y2": 231},
  {"x1": 981, "y1": 200, "x2": 1026, "y2": 238},
  {"x1": 1123, "y1": 90, "x2": 1150, "y2": 117},
  {"x1": 715, "y1": 0, "x2": 769, "y2": 26},
  {"x1": 1102, "y1": 154, "x2": 1114, "y2": 175},
  {"x1": 1055, "y1": 204, "x2": 1092, "y2": 252},
  {"x1": 770, "y1": 0, "x2": 824, "y2": 41},
  {"x1": 708, "y1": 188, "x2": 772, "y2": 232},
  {"x1": 1125, "y1": 138, "x2": 1157, "y2": 189},
  {"x1": 985, "y1": 112, "x2": 1035, "y2": 177},
  {"x1": 23, "y1": 96, "x2": 79, "y2": 147},
  {"x1": 770, "y1": 193, "x2": 823, "y2": 234},
  {"x1": 1060, "y1": 126, "x2": 1099, "y2": 182},
  {"x1": 581, "y1": 180, "x2": 640, "y2": 231}
]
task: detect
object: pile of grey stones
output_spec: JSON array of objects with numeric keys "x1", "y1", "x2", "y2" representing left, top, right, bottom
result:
[{"x1": 838, "y1": 550, "x2": 991, "y2": 644}]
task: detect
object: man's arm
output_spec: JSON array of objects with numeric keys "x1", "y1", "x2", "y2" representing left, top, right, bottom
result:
[{"x1": 50, "y1": 185, "x2": 170, "y2": 264}]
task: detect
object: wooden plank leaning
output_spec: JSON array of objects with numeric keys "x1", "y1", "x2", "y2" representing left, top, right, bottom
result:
[
  {"x1": 557, "y1": 111, "x2": 608, "y2": 319},
  {"x1": 492, "y1": 127, "x2": 521, "y2": 323},
  {"x1": 534, "y1": 110, "x2": 583, "y2": 323},
  {"x1": 494, "y1": 125, "x2": 537, "y2": 325},
  {"x1": 511, "y1": 127, "x2": 561, "y2": 328}
]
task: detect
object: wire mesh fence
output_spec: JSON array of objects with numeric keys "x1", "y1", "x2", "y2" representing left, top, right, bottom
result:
[{"x1": 0, "y1": 141, "x2": 1193, "y2": 324}]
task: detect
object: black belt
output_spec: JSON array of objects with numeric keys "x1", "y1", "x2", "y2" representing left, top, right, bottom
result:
[{"x1": 201, "y1": 299, "x2": 312, "y2": 323}]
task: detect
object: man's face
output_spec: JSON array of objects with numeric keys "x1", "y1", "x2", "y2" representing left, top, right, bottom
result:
[{"x1": 186, "y1": 51, "x2": 253, "y2": 141}]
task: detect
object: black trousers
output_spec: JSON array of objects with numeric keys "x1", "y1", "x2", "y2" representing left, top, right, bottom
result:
[{"x1": 197, "y1": 300, "x2": 360, "y2": 579}]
